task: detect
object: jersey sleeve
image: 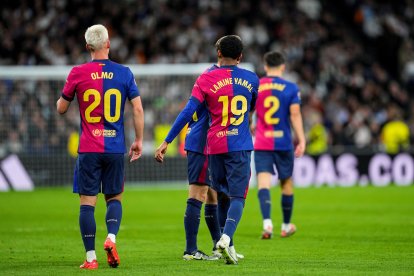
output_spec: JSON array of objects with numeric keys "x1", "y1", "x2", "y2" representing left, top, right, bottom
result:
[
  {"x1": 190, "y1": 77, "x2": 205, "y2": 103},
  {"x1": 165, "y1": 97, "x2": 201, "y2": 143},
  {"x1": 126, "y1": 68, "x2": 139, "y2": 101},
  {"x1": 290, "y1": 84, "x2": 301, "y2": 105},
  {"x1": 61, "y1": 67, "x2": 78, "y2": 101}
]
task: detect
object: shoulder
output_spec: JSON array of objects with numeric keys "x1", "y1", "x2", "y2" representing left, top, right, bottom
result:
[
  {"x1": 272, "y1": 77, "x2": 299, "y2": 93},
  {"x1": 196, "y1": 65, "x2": 219, "y2": 82},
  {"x1": 107, "y1": 60, "x2": 131, "y2": 72},
  {"x1": 238, "y1": 67, "x2": 259, "y2": 79},
  {"x1": 280, "y1": 77, "x2": 299, "y2": 91}
]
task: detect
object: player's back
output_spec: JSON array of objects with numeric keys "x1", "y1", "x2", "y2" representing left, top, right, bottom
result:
[
  {"x1": 194, "y1": 65, "x2": 259, "y2": 154},
  {"x1": 254, "y1": 76, "x2": 300, "y2": 151},
  {"x1": 62, "y1": 59, "x2": 139, "y2": 153}
]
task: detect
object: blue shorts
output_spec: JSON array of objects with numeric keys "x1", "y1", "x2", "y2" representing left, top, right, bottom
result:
[
  {"x1": 187, "y1": 151, "x2": 211, "y2": 186},
  {"x1": 254, "y1": 150, "x2": 294, "y2": 180},
  {"x1": 209, "y1": 151, "x2": 251, "y2": 198},
  {"x1": 73, "y1": 153, "x2": 125, "y2": 196}
]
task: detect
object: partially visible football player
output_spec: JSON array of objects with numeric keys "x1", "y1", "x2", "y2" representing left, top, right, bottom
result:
[
  {"x1": 57, "y1": 24, "x2": 144, "y2": 269},
  {"x1": 251, "y1": 51, "x2": 305, "y2": 239}
]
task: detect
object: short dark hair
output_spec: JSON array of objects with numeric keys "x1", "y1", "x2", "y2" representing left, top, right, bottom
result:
[
  {"x1": 215, "y1": 35, "x2": 243, "y2": 59},
  {"x1": 264, "y1": 51, "x2": 285, "y2": 67}
]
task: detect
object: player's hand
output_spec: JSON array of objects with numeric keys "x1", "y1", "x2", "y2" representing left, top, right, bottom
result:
[
  {"x1": 155, "y1": 141, "x2": 169, "y2": 163},
  {"x1": 129, "y1": 139, "x2": 143, "y2": 162},
  {"x1": 250, "y1": 124, "x2": 256, "y2": 136},
  {"x1": 294, "y1": 140, "x2": 306, "y2": 158}
]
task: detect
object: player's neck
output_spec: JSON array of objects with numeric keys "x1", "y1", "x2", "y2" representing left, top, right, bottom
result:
[
  {"x1": 218, "y1": 58, "x2": 238, "y2": 67},
  {"x1": 266, "y1": 69, "x2": 283, "y2": 77},
  {"x1": 90, "y1": 51, "x2": 109, "y2": 61}
]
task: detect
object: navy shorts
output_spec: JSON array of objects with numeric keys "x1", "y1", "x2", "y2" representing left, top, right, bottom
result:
[
  {"x1": 187, "y1": 151, "x2": 211, "y2": 186},
  {"x1": 254, "y1": 150, "x2": 294, "y2": 180},
  {"x1": 73, "y1": 153, "x2": 125, "y2": 196},
  {"x1": 209, "y1": 151, "x2": 251, "y2": 198}
]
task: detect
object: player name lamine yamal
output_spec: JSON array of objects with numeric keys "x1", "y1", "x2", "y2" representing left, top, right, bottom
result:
[{"x1": 210, "y1": 77, "x2": 254, "y2": 93}]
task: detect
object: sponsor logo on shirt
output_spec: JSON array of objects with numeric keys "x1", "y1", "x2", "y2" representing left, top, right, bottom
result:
[
  {"x1": 216, "y1": 128, "x2": 239, "y2": 137},
  {"x1": 92, "y1": 129, "x2": 117, "y2": 137},
  {"x1": 264, "y1": 130, "x2": 284, "y2": 138}
]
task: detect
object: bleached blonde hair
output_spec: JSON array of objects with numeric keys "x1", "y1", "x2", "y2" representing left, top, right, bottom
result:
[{"x1": 84, "y1": 24, "x2": 109, "y2": 51}]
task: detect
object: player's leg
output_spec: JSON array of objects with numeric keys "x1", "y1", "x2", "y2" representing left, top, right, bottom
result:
[
  {"x1": 279, "y1": 177, "x2": 296, "y2": 237},
  {"x1": 102, "y1": 153, "x2": 125, "y2": 267},
  {"x1": 75, "y1": 153, "x2": 101, "y2": 269},
  {"x1": 104, "y1": 193, "x2": 123, "y2": 244},
  {"x1": 216, "y1": 151, "x2": 251, "y2": 265},
  {"x1": 254, "y1": 151, "x2": 275, "y2": 239},
  {"x1": 213, "y1": 191, "x2": 244, "y2": 260},
  {"x1": 257, "y1": 172, "x2": 273, "y2": 238},
  {"x1": 183, "y1": 183, "x2": 209, "y2": 260},
  {"x1": 204, "y1": 187, "x2": 221, "y2": 254},
  {"x1": 275, "y1": 150, "x2": 296, "y2": 237},
  {"x1": 183, "y1": 151, "x2": 213, "y2": 260},
  {"x1": 217, "y1": 191, "x2": 230, "y2": 234}
]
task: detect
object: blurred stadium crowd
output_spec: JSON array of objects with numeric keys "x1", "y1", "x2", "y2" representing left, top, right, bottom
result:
[{"x1": 0, "y1": 0, "x2": 413, "y2": 156}]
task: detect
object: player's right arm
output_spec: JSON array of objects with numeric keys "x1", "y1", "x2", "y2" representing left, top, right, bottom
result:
[
  {"x1": 57, "y1": 67, "x2": 78, "y2": 114},
  {"x1": 56, "y1": 97, "x2": 71, "y2": 114},
  {"x1": 290, "y1": 103, "x2": 306, "y2": 157},
  {"x1": 155, "y1": 97, "x2": 201, "y2": 163}
]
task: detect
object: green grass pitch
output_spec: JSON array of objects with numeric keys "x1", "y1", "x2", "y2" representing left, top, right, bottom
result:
[{"x1": 0, "y1": 185, "x2": 413, "y2": 275}]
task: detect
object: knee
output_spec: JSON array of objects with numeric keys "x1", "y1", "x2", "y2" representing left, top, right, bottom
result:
[
  {"x1": 105, "y1": 193, "x2": 122, "y2": 203},
  {"x1": 188, "y1": 184, "x2": 208, "y2": 202}
]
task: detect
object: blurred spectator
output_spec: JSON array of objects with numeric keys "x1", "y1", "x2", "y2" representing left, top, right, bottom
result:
[
  {"x1": 0, "y1": 0, "x2": 413, "y2": 154},
  {"x1": 380, "y1": 105, "x2": 410, "y2": 154},
  {"x1": 306, "y1": 112, "x2": 328, "y2": 155}
]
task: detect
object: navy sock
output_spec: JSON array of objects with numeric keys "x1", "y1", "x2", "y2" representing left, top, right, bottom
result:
[
  {"x1": 223, "y1": 198, "x2": 245, "y2": 240},
  {"x1": 258, "y1": 189, "x2": 271, "y2": 220},
  {"x1": 218, "y1": 193, "x2": 233, "y2": 246},
  {"x1": 281, "y1": 194, "x2": 294, "y2": 224},
  {"x1": 217, "y1": 192, "x2": 230, "y2": 233},
  {"x1": 204, "y1": 204, "x2": 221, "y2": 247},
  {"x1": 79, "y1": 205, "x2": 96, "y2": 252},
  {"x1": 106, "y1": 200, "x2": 122, "y2": 235},
  {"x1": 184, "y1": 198, "x2": 202, "y2": 254}
]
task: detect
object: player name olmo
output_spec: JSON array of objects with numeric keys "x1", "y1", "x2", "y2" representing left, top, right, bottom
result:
[{"x1": 91, "y1": 71, "x2": 114, "y2": 80}]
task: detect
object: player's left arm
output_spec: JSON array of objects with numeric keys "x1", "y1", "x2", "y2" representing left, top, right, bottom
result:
[
  {"x1": 56, "y1": 97, "x2": 71, "y2": 114},
  {"x1": 129, "y1": 96, "x2": 144, "y2": 162},
  {"x1": 290, "y1": 103, "x2": 306, "y2": 157}
]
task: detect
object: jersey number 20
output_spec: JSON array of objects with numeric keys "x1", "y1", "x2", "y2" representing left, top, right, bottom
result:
[{"x1": 83, "y1": 88, "x2": 121, "y2": 123}]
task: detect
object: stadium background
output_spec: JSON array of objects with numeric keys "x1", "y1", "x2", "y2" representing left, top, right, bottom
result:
[{"x1": 0, "y1": 0, "x2": 413, "y2": 187}]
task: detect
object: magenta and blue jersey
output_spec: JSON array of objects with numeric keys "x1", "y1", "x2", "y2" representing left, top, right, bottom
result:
[
  {"x1": 184, "y1": 104, "x2": 209, "y2": 154},
  {"x1": 254, "y1": 76, "x2": 301, "y2": 151},
  {"x1": 62, "y1": 59, "x2": 139, "y2": 153},
  {"x1": 165, "y1": 64, "x2": 259, "y2": 155}
]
